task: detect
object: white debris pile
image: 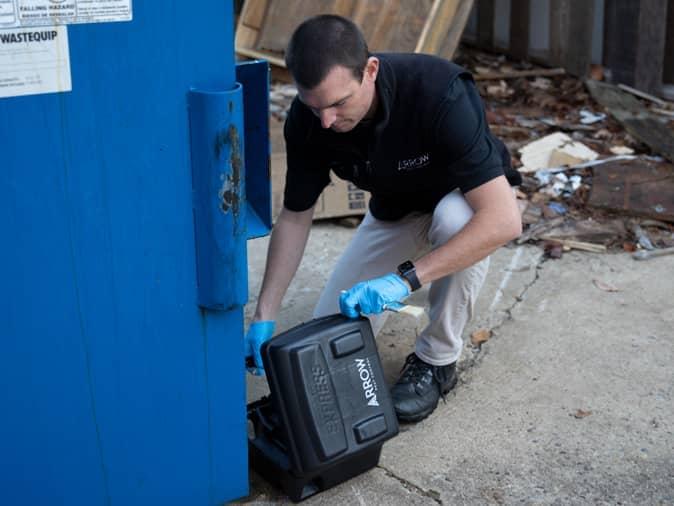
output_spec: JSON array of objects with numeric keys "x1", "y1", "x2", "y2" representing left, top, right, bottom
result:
[{"x1": 269, "y1": 83, "x2": 297, "y2": 120}]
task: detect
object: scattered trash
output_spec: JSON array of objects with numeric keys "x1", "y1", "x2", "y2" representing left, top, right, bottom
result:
[
  {"x1": 529, "y1": 77, "x2": 552, "y2": 90},
  {"x1": 546, "y1": 202, "x2": 568, "y2": 215},
  {"x1": 269, "y1": 83, "x2": 298, "y2": 120},
  {"x1": 470, "y1": 328, "x2": 492, "y2": 347},
  {"x1": 447, "y1": 48, "x2": 674, "y2": 255},
  {"x1": 486, "y1": 80, "x2": 515, "y2": 99},
  {"x1": 593, "y1": 279, "x2": 620, "y2": 292},
  {"x1": 518, "y1": 132, "x2": 599, "y2": 173},
  {"x1": 629, "y1": 222, "x2": 655, "y2": 250},
  {"x1": 609, "y1": 145, "x2": 635, "y2": 155},
  {"x1": 579, "y1": 109, "x2": 606, "y2": 125}
]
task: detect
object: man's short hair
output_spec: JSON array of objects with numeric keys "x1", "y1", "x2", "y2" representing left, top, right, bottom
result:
[{"x1": 285, "y1": 14, "x2": 370, "y2": 89}]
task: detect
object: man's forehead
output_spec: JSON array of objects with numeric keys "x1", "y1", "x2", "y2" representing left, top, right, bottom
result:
[{"x1": 297, "y1": 66, "x2": 359, "y2": 108}]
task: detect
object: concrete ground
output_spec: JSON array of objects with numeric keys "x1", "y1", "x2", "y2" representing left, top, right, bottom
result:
[{"x1": 239, "y1": 221, "x2": 674, "y2": 505}]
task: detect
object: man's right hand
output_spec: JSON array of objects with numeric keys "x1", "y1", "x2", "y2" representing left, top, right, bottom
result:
[{"x1": 244, "y1": 321, "x2": 275, "y2": 375}]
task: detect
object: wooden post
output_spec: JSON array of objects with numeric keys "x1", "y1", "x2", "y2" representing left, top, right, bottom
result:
[
  {"x1": 509, "y1": 0, "x2": 530, "y2": 60},
  {"x1": 662, "y1": 0, "x2": 674, "y2": 83},
  {"x1": 477, "y1": 0, "x2": 495, "y2": 48},
  {"x1": 549, "y1": 0, "x2": 594, "y2": 78},
  {"x1": 603, "y1": 0, "x2": 668, "y2": 95}
]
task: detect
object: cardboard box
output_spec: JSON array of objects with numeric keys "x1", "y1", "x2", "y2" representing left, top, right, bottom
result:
[{"x1": 271, "y1": 153, "x2": 370, "y2": 221}]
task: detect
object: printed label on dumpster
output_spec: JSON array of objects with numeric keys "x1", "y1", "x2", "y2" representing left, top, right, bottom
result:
[
  {"x1": 0, "y1": 0, "x2": 132, "y2": 28},
  {"x1": 0, "y1": 25, "x2": 71, "y2": 98}
]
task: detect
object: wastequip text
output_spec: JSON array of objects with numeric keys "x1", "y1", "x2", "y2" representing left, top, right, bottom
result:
[{"x1": 0, "y1": 31, "x2": 59, "y2": 44}]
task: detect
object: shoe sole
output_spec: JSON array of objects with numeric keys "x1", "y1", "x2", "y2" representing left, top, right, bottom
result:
[{"x1": 395, "y1": 373, "x2": 458, "y2": 423}]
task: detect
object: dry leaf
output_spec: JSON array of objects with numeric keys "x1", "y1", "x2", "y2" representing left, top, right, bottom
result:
[
  {"x1": 470, "y1": 328, "x2": 492, "y2": 347},
  {"x1": 593, "y1": 279, "x2": 620, "y2": 292},
  {"x1": 574, "y1": 409, "x2": 592, "y2": 419}
]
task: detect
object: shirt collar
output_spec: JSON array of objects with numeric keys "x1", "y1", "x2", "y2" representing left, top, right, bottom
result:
[{"x1": 371, "y1": 55, "x2": 395, "y2": 135}]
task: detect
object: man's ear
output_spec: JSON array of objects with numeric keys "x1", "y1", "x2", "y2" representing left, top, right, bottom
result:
[{"x1": 365, "y1": 56, "x2": 379, "y2": 82}]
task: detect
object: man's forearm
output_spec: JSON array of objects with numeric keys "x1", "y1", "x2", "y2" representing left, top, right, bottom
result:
[{"x1": 253, "y1": 206, "x2": 315, "y2": 321}]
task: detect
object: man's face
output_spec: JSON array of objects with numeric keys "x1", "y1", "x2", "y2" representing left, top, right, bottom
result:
[{"x1": 297, "y1": 57, "x2": 379, "y2": 133}]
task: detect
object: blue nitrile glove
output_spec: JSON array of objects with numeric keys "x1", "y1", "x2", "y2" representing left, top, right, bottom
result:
[
  {"x1": 244, "y1": 320, "x2": 275, "y2": 375},
  {"x1": 339, "y1": 273, "x2": 410, "y2": 318}
]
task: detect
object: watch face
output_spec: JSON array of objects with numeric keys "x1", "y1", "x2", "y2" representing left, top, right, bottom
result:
[{"x1": 398, "y1": 260, "x2": 414, "y2": 274}]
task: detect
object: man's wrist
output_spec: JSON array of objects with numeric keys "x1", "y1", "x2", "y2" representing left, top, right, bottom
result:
[{"x1": 397, "y1": 260, "x2": 421, "y2": 291}]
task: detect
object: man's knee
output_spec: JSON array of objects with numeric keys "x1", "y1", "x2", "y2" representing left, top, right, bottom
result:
[{"x1": 429, "y1": 189, "x2": 474, "y2": 245}]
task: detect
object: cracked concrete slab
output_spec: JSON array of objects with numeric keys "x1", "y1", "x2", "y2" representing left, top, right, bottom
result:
[
  {"x1": 241, "y1": 222, "x2": 674, "y2": 504},
  {"x1": 243, "y1": 466, "x2": 434, "y2": 505}
]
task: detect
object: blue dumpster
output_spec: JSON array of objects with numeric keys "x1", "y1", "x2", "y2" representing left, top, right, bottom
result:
[{"x1": 0, "y1": 2, "x2": 270, "y2": 505}]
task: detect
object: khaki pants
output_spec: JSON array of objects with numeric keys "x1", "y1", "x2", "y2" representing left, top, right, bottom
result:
[{"x1": 313, "y1": 189, "x2": 489, "y2": 366}]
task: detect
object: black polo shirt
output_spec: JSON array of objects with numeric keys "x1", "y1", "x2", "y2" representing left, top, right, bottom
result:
[{"x1": 283, "y1": 53, "x2": 521, "y2": 221}]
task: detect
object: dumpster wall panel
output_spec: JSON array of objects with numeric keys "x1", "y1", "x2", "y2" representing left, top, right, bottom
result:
[{"x1": 0, "y1": 2, "x2": 250, "y2": 505}]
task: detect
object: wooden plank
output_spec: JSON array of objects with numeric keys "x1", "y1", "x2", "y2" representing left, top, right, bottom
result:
[
  {"x1": 416, "y1": 0, "x2": 444, "y2": 53},
  {"x1": 256, "y1": 0, "x2": 356, "y2": 54},
  {"x1": 509, "y1": 0, "x2": 529, "y2": 60},
  {"x1": 476, "y1": 0, "x2": 494, "y2": 48},
  {"x1": 617, "y1": 83, "x2": 668, "y2": 107},
  {"x1": 665, "y1": 0, "x2": 674, "y2": 83},
  {"x1": 355, "y1": 0, "x2": 436, "y2": 53},
  {"x1": 236, "y1": 46, "x2": 286, "y2": 67},
  {"x1": 603, "y1": 0, "x2": 668, "y2": 95},
  {"x1": 602, "y1": 1, "x2": 638, "y2": 87},
  {"x1": 587, "y1": 159, "x2": 674, "y2": 223},
  {"x1": 549, "y1": 0, "x2": 570, "y2": 69},
  {"x1": 235, "y1": 0, "x2": 270, "y2": 50},
  {"x1": 417, "y1": 0, "x2": 460, "y2": 54},
  {"x1": 241, "y1": 0, "x2": 268, "y2": 28},
  {"x1": 549, "y1": 0, "x2": 593, "y2": 77},
  {"x1": 586, "y1": 79, "x2": 674, "y2": 163},
  {"x1": 635, "y1": 0, "x2": 668, "y2": 94},
  {"x1": 437, "y1": 0, "x2": 475, "y2": 59},
  {"x1": 351, "y1": 0, "x2": 385, "y2": 44},
  {"x1": 236, "y1": 0, "x2": 473, "y2": 68},
  {"x1": 474, "y1": 67, "x2": 565, "y2": 80},
  {"x1": 564, "y1": 0, "x2": 594, "y2": 77}
]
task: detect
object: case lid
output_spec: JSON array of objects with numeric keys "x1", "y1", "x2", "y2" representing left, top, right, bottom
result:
[{"x1": 261, "y1": 314, "x2": 398, "y2": 474}]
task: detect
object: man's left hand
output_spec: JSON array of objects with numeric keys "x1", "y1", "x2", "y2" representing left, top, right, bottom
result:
[{"x1": 339, "y1": 273, "x2": 410, "y2": 318}]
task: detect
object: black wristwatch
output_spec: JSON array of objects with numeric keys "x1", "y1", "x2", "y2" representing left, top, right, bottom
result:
[{"x1": 397, "y1": 260, "x2": 421, "y2": 292}]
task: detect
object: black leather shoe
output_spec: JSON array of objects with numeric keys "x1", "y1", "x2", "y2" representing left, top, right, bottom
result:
[{"x1": 391, "y1": 353, "x2": 457, "y2": 423}]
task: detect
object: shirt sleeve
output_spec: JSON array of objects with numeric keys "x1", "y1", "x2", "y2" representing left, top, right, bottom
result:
[
  {"x1": 433, "y1": 75, "x2": 508, "y2": 194},
  {"x1": 282, "y1": 101, "x2": 331, "y2": 212}
]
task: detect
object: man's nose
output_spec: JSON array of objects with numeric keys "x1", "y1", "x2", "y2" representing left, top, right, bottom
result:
[{"x1": 319, "y1": 109, "x2": 336, "y2": 129}]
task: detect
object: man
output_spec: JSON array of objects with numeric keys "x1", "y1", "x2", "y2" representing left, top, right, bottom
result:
[{"x1": 244, "y1": 15, "x2": 522, "y2": 422}]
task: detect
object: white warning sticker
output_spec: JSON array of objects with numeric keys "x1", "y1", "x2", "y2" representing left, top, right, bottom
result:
[
  {"x1": 0, "y1": 25, "x2": 71, "y2": 98},
  {"x1": 0, "y1": 0, "x2": 132, "y2": 28}
]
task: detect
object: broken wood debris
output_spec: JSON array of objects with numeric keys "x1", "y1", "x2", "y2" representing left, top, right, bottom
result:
[
  {"x1": 587, "y1": 159, "x2": 674, "y2": 223},
  {"x1": 473, "y1": 67, "x2": 566, "y2": 81},
  {"x1": 632, "y1": 247, "x2": 674, "y2": 261},
  {"x1": 616, "y1": 83, "x2": 669, "y2": 108},
  {"x1": 540, "y1": 238, "x2": 607, "y2": 253},
  {"x1": 585, "y1": 80, "x2": 674, "y2": 163}
]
